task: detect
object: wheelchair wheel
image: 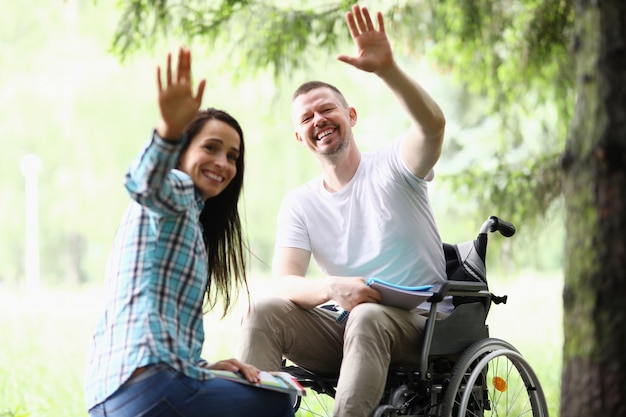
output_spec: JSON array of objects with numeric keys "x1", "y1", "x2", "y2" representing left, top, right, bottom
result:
[
  {"x1": 440, "y1": 338, "x2": 549, "y2": 417},
  {"x1": 282, "y1": 361, "x2": 336, "y2": 416},
  {"x1": 294, "y1": 389, "x2": 334, "y2": 416}
]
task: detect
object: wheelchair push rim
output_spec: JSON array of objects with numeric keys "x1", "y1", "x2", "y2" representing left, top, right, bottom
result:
[{"x1": 440, "y1": 338, "x2": 549, "y2": 417}]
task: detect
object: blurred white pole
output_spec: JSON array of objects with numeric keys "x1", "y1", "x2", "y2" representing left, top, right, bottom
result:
[{"x1": 20, "y1": 154, "x2": 42, "y2": 293}]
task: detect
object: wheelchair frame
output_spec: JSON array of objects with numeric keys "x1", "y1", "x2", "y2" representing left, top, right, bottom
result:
[{"x1": 281, "y1": 216, "x2": 550, "y2": 417}]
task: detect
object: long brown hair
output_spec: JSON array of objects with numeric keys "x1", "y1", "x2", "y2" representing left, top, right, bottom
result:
[{"x1": 181, "y1": 108, "x2": 249, "y2": 317}]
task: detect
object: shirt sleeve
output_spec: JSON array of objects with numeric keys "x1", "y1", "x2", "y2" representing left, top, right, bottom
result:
[
  {"x1": 388, "y1": 137, "x2": 435, "y2": 183},
  {"x1": 124, "y1": 130, "x2": 196, "y2": 215},
  {"x1": 274, "y1": 189, "x2": 312, "y2": 252}
]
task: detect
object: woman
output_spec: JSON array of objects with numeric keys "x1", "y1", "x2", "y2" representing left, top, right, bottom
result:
[{"x1": 85, "y1": 47, "x2": 294, "y2": 417}]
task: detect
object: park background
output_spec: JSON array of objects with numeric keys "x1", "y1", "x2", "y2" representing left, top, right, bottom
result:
[{"x1": 1, "y1": 1, "x2": 564, "y2": 416}]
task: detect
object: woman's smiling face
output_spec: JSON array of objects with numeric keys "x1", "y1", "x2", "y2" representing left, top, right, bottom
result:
[{"x1": 178, "y1": 118, "x2": 241, "y2": 201}]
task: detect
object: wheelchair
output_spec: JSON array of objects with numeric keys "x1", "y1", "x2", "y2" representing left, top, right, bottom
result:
[{"x1": 281, "y1": 216, "x2": 549, "y2": 417}]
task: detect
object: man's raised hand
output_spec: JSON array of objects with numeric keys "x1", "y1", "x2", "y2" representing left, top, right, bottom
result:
[{"x1": 336, "y1": 5, "x2": 394, "y2": 75}]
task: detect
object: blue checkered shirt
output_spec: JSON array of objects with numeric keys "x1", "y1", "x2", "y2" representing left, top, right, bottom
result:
[{"x1": 85, "y1": 131, "x2": 214, "y2": 409}]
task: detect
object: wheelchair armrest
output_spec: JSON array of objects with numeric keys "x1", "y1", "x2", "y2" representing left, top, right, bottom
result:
[{"x1": 428, "y1": 280, "x2": 489, "y2": 303}]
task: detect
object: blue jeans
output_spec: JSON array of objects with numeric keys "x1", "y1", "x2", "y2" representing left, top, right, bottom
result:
[{"x1": 88, "y1": 365, "x2": 294, "y2": 417}]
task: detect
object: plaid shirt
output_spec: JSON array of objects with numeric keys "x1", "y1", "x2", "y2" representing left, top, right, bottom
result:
[{"x1": 85, "y1": 132, "x2": 214, "y2": 409}]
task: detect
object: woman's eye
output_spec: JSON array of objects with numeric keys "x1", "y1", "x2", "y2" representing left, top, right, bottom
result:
[
  {"x1": 204, "y1": 145, "x2": 216, "y2": 152},
  {"x1": 227, "y1": 154, "x2": 238, "y2": 162}
]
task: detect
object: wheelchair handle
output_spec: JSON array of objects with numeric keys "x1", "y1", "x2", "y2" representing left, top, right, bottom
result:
[{"x1": 480, "y1": 216, "x2": 516, "y2": 237}]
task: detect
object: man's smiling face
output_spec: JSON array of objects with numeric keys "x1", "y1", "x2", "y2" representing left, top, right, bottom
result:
[{"x1": 292, "y1": 87, "x2": 357, "y2": 157}]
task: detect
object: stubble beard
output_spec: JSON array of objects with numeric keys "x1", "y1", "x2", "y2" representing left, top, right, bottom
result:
[{"x1": 316, "y1": 131, "x2": 347, "y2": 160}]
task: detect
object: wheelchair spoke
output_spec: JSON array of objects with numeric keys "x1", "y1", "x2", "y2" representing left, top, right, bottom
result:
[
  {"x1": 486, "y1": 354, "x2": 535, "y2": 416},
  {"x1": 296, "y1": 389, "x2": 334, "y2": 417},
  {"x1": 442, "y1": 339, "x2": 549, "y2": 417}
]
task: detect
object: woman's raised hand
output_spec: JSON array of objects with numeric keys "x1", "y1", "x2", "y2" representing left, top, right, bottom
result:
[{"x1": 156, "y1": 47, "x2": 206, "y2": 140}]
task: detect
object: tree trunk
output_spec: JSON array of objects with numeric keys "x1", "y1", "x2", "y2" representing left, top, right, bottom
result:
[{"x1": 560, "y1": 0, "x2": 626, "y2": 416}]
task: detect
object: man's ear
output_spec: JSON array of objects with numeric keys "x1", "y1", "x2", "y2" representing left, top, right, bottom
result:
[
  {"x1": 295, "y1": 131, "x2": 304, "y2": 145},
  {"x1": 349, "y1": 107, "x2": 358, "y2": 127}
]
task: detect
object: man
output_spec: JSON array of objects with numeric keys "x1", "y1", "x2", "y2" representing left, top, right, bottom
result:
[{"x1": 237, "y1": 4, "x2": 448, "y2": 416}]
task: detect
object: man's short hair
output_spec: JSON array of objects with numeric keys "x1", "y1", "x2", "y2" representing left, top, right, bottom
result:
[{"x1": 292, "y1": 81, "x2": 349, "y2": 108}]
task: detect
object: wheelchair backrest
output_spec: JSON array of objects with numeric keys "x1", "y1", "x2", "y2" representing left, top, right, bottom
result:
[{"x1": 443, "y1": 236, "x2": 491, "y2": 313}]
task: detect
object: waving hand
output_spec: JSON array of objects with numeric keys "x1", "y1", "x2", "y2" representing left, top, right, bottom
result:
[
  {"x1": 156, "y1": 47, "x2": 206, "y2": 140},
  {"x1": 336, "y1": 5, "x2": 394, "y2": 74}
]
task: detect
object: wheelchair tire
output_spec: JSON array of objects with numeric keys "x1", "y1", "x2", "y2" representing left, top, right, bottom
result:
[
  {"x1": 440, "y1": 338, "x2": 549, "y2": 417},
  {"x1": 282, "y1": 362, "x2": 336, "y2": 416},
  {"x1": 294, "y1": 388, "x2": 334, "y2": 416}
]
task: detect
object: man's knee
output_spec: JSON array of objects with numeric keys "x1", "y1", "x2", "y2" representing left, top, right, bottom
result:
[
  {"x1": 348, "y1": 302, "x2": 394, "y2": 323},
  {"x1": 242, "y1": 297, "x2": 295, "y2": 328},
  {"x1": 345, "y1": 303, "x2": 427, "y2": 339},
  {"x1": 344, "y1": 303, "x2": 392, "y2": 337}
]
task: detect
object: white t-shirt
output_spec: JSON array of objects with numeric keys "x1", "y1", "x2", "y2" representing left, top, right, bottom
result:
[{"x1": 275, "y1": 139, "x2": 446, "y2": 288}]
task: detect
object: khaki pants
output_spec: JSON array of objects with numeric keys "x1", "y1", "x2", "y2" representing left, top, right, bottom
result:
[{"x1": 236, "y1": 297, "x2": 433, "y2": 417}]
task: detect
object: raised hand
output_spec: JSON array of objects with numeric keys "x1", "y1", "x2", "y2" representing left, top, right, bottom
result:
[
  {"x1": 336, "y1": 5, "x2": 394, "y2": 74},
  {"x1": 156, "y1": 47, "x2": 206, "y2": 140}
]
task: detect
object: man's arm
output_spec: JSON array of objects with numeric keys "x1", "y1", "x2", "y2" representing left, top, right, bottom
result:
[
  {"x1": 336, "y1": 5, "x2": 445, "y2": 179},
  {"x1": 272, "y1": 247, "x2": 326, "y2": 309},
  {"x1": 272, "y1": 247, "x2": 380, "y2": 310},
  {"x1": 380, "y1": 63, "x2": 445, "y2": 179}
]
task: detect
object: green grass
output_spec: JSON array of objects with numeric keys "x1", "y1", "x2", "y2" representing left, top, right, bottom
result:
[
  {"x1": 0, "y1": 273, "x2": 563, "y2": 417},
  {"x1": 0, "y1": 289, "x2": 96, "y2": 417}
]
